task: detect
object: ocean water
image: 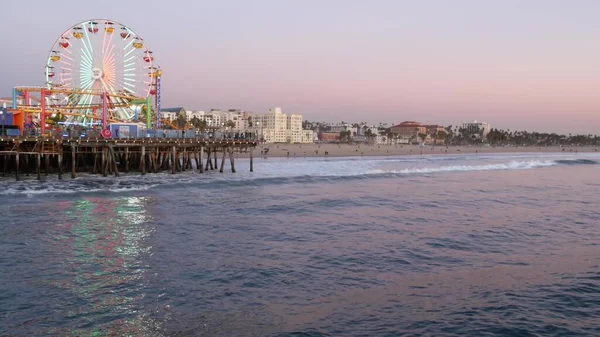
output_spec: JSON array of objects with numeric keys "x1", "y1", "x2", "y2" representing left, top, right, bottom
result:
[{"x1": 1, "y1": 153, "x2": 599, "y2": 336}]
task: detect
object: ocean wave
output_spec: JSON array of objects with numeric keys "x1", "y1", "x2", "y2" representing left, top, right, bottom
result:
[
  {"x1": 0, "y1": 181, "x2": 158, "y2": 196},
  {"x1": 554, "y1": 159, "x2": 598, "y2": 165},
  {"x1": 0, "y1": 158, "x2": 592, "y2": 196},
  {"x1": 368, "y1": 160, "x2": 557, "y2": 175}
]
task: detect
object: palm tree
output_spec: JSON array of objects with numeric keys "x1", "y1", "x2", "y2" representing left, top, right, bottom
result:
[
  {"x1": 436, "y1": 130, "x2": 447, "y2": 145},
  {"x1": 191, "y1": 118, "x2": 207, "y2": 133},
  {"x1": 225, "y1": 120, "x2": 236, "y2": 129},
  {"x1": 175, "y1": 114, "x2": 187, "y2": 129}
]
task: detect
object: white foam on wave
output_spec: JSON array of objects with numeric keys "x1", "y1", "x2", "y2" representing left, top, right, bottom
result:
[
  {"x1": 367, "y1": 160, "x2": 556, "y2": 175},
  {"x1": 0, "y1": 184, "x2": 157, "y2": 196}
]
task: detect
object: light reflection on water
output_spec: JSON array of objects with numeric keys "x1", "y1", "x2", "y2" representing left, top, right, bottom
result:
[{"x1": 44, "y1": 196, "x2": 158, "y2": 336}]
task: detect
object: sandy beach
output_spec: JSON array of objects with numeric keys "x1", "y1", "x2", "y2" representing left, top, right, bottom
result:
[{"x1": 244, "y1": 143, "x2": 600, "y2": 158}]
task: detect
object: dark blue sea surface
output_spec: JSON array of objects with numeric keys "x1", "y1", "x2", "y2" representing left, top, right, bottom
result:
[{"x1": 1, "y1": 153, "x2": 599, "y2": 336}]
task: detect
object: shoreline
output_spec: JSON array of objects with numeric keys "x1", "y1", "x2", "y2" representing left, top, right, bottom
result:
[{"x1": 241, "y1": 144, "x2": 600, "y2": 159}]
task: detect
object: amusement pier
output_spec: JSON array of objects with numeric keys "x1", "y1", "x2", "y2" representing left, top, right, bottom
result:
[
  {"x1": 0, "y1": 136, "x2": 256, "y2": 180},
  {"x1": 0, "y1": 19, "x2": 257, "y2": 180}
]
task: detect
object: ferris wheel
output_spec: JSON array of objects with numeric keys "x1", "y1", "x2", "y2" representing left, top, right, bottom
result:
[{"x1": 45, "y1": 19, "x2": 158, "y2": 124}]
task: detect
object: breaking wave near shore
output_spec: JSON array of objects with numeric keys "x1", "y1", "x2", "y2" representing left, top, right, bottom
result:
[{"x1": 0, "y1": 153, "x2": 597, "y2": 196}]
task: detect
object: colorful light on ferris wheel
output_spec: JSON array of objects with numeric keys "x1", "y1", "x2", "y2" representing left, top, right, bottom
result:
[
  {"x1": 132, "y1": 37, "x2": 144, "y2": 49},
  {"x1": 44, "y1": 19, "x2": 159, "y2": 125},
  {"x1": 59, "y1": 37, "x2": 69, "y2": 48},
  {"x1": 72, "y1": 26, "x2": 83, "y2": 39},
  {"x1": 47, "y1": 65, "x2": 55, "y2": 78},
  {"x1": 143, "y1": 51, "x2": 154, "y2": 63},
  {"x1": 88, "y1": 21, "x2": 99, "y2": 33},
  {"x1": 50, "y1": 51, "x2": 60, "y2": 62},
  {"x1": 105, "y1": 21, "x2": 114, "y2": 33},
  {"x1": 120, "y1": 26, "x2": 130, "y2": 39}
]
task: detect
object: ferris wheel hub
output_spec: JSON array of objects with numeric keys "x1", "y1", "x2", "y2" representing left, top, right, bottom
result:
[{"x1": 91, "y1": 68, "x2": 103, "y2": 80}]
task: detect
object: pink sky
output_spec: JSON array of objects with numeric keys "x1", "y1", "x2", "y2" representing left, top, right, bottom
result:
[{"x1": 1, "y1": 0, "x2": 599, "y2": 133}]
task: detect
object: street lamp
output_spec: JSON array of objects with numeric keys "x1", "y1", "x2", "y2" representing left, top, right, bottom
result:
[
  {"x1": 0, "y1": 103, "x2": 4, "y2": 136},
  {"x1": 256, "y1": 121, "x2": 264, "y2": 154}
]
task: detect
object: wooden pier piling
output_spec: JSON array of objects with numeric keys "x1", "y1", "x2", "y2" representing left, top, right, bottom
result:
[
  {"x1": 36, "y1": 153, "x2": 41, "y2": 180},
  {"x1": 58, "y1": 153, "x2": 63, "y2": 180},
  {"x1": 250, "y1": 148, "x2": 254, "y2": 172},
  {"x1": 229, "y1": 148, "x2": 236, "y2": 173},
  {"x1": 0, "y1": 137, "x2": 257, "y2": 181},
  {"x1": 141, "y1": 145, "x2": 146, "y2": 175},
  {"x1": 199, "y1": 147, "x2": 204, "y2": 173},
  {"x1": 71, "y1": 145, "x2": 76, "y2": 179},
  {"x1": 15, "y1": 152, "x2": 19, "y2": 181}
]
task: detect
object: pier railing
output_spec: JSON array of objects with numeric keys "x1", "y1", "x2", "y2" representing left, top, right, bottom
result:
[{"x1": 2, "y1": 128, "x2": 259, "y2": 141}]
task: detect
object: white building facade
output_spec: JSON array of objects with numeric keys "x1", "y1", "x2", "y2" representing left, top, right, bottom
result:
[
  {"x1": 253, "y1": 107, "x2": 288, "y2": 143},
  {"x1": 161, "y1": 111, "x2": 177, "y2": 121},
  {"x1": 462, "y1": 120, "x2": 491, "y2": 138},
  {"x1": 253, "y1": 107, "x2": 314, "y2": 143},
  {"x1": 286, "y1": 114, "x2": 303, "y2": 143},
  {"x1": 330, "y1": 124, "x2": 358, "y2": 136},
  {"x1": 301, "y1": 130, "x2": 316, "y2": 143},
  {"x1": 220, "y1": 109, "x2": 250, "y2": 131}
]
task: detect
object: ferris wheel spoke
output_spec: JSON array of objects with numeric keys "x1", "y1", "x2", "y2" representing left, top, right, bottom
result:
[
  {"x1": 62, "y1": 45, "x2": 73, "y2": 55},
  {"x1": 77, "y1": 94, "x2": 92, "y2": 122},
  {"x1": 79, "y1": 41, "x2": 93, "y2": 66},
  {"x1": 104, "y1": 43, "x2": 117, "y2": 84},
  {"x1": 102, "y1": 43, "x2": 112, "y2": 69},
  {"x1": 103, "y1": 79, "x2": 134, "y2": 120},
  {"x1": 101, "y1": 78, "x2": 128, "y2": 108},
  {"x1": 81, "y1": 77, "x2": 93, "y2": 90},
  {"x1": 105, "y1": 47, "x2": 116, "y2": 69},
  {"x1": 101, "y1": 25, "x2": 108, "y2": 54},
  {"x1": 80, "y1": 49, "x2": 93, "y2": 68},
  {"x1": 123, "y1": 35, "x2": 135, "y2": 51},
  {"x1": 124, "y1": 54, "x2": 136, "y2": 63},
  {"x1": 80, "y1": 78, "x2": 93, "y2": 91},
  {"x1": 106, "y1": 27, "x2": 115, "y2": 54},
  {"x1": 124, "y1": 46, "x2": 136, "y2": 58},
  {"x1": 61, "y1": 53, "x2": 74, "y2": 62},
  {"x1": 81, "y1": 22, "x2": 95, "y2": 60},
  {"x1": 67, "y1": 94, "x2": 86, "y2": 113}
]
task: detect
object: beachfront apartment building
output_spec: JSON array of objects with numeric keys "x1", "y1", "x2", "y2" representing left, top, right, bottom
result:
[
  {"x1": 162, "y1": 106, "x2": 312, "y2": 142},
  {"x1": 425, "y1": 125, "x2": 445, "y2": 136},
  {"x1": 160, "y1": 107, "x2": 185, "y2": 121},
  {"x1": 253, "y1": 107, "x2": 288, "y2": 143},
  {"x1": 462, "y1": 120, "x2": 491, "y2": 138},
  {"x1": 183, "y1": 109, "x2": 226, "y2": 128},
  {"x1": 301, "y1": 130, "x2": 317, "y2": 143},
  {"x1": 222, "y1": 109, "x2": 250, "y2": 131},
  {"x1": 186, "y1": 109, "x2": 251, "y2": 130},
  {"x1": 185, "y1": 110, "x2": 204, "y2": 121},
  {"x1": 253, "y1": 107, "x2": 314, "y2": 143},
  {"x1": 330, "y1": 124, "x2": 359, "y2": 137},
  {"x1": 286, "y1": 113, "x2": 303, "y2": 143}
]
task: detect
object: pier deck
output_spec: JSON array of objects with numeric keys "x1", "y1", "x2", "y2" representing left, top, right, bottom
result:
[{"x1": 0, "y1": 137, "x2": 257, "y2": 180}]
